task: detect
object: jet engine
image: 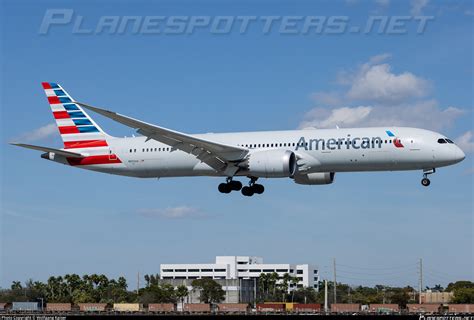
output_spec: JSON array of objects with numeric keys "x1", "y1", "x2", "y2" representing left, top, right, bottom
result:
[
  {"x1": 293, "y1": 172, "x2": 335, "y2": 185},
  {"x1": 241, "y1": 149, "x2": 296, "y2": 178}
]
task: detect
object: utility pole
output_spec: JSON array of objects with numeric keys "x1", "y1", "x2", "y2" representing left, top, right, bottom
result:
[
  {"x1": 137, "y1": 271, "x2": 140, "y2": 297},
  {"x1": 333, "y1": 258, "x2": 337, "y2": 304},
  {"x1": 419, "y1": 258, "x2": 423, "y2": 304},
  {"x1": 324, "y1": 280, "x2": 328, "y2": 313}
]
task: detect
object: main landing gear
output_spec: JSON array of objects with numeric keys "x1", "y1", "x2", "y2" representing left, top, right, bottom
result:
[
  {"x1": 241, "y1": 177, "x2": 264, "y2": 197},
  {"x1": 218, "y1": 177, "x2": 243, "y2": 194},
  {"x1": 218, "y1": 177, "x2": 265, "y2": 196},
  {"x1": 421, "y1": 168, "x2": 435, "y2": 187}
]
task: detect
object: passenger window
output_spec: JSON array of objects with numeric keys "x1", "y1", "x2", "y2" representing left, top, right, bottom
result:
[
  {"x1": 437, "y1": 139, "x2": 447, "y2": 144},
  {"x1": 446, "y1": 139, "x2": 454, "y2": 144}
]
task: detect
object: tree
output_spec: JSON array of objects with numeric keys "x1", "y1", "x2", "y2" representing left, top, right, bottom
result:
[
  {"x1": 446, "y1": 281, "x2": 474, "y2": 292},
  {"x1": 292, "y1": 287, "x2": 318, "y2": 303},
  {"x1": 11, "y1": 281, "x2": 22, "y2": 290},
  {"x1": 452, "y1": 288, "x2": 474, "y2": 303},
  {"x1": 191, "y1": 278, "x2": 225, "y2": 304},
  {"x1": 390, "y1": 287, "x2": 411, "y2": 307},
  {"x1": 176, "y1": 285, "x2": 189, "y2": 305}
]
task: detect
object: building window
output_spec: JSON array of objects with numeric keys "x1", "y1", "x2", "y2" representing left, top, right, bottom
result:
[
  {"x1": 201, "y1": 269, "x2": 213, "y2": 272},
  {"x1": 188, "y1": 269, "x2": 199, "y2": 272},
  {"x1": 250, "y1": 269, "x2": 262, "y2": 273},
  {"x1": 314, "y1": 277, "x2": 318, "y2": 281},
  {"x1": 162, "y1": 276, "x2": 173, "y2": 279},
  {"x1": 174, "y1": 276, "x2": 186, "y2": 279},
  {"x1": 237, "y1": 261, "x2": 248, "y2": 264},
  {"x1": 297, "y1": 270, "x2": 303, "y2": 274},
  {"x1": 214, "y1": 269, "x2": 226, "y2": 272},
  {"x1": 263, "y1": 269, "x2": 274, "y2": 272},
  {"x1": 238, "y1": 269, "x2": 248, "y2": 272},
  {"x1": 175, "y1": 269, "x2": 186, "y2": 272},
  {"x1": 276, "y1": 269, "x2": 288, "y2": 273},
  {"x1": 162, "y1": 269, "x2": 173, "y2": 272},
  {"x1": 314, "y1": 270, "x2": 318, "y2": 274},
  {"x1": 297, "y1": 277, "x2": 303, "y2": 281}
]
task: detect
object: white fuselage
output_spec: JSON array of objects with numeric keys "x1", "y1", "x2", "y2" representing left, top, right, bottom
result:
[{"x1": 48, "y1": 127, "x2": 465, "y2": 179}]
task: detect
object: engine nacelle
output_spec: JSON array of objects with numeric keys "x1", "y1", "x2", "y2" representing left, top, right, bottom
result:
[
  {"x1": 243, "y1": 149, "x2": 296, "y2": 178},
  {"x1": 294, "y1": 172, "x2": 335, "y2": 185}
]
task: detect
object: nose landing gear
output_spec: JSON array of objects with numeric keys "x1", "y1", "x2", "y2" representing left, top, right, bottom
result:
[{"x1": 421, "y1": 168, "x2": 435, "y2": 187}]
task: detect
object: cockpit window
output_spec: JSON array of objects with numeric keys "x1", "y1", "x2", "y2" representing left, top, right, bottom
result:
[
  {"x1": 446, "y1": 139, "x2": 454, "y2": 144},
  {"x1": 437, "y1": 138, "x2": 447, "y2": 144}
]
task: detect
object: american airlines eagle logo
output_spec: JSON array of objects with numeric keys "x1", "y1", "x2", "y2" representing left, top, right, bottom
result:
[{"x1": 386, "y1": 130, "x2": 404, "y2": 148}]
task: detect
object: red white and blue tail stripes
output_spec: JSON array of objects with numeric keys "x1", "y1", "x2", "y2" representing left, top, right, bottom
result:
[
  {"x1": 42, "y1": 82, "x2": 121, "y2": 165},
  {"x1": 42, "y1": 82, "x2": 107, "y2": 145}
]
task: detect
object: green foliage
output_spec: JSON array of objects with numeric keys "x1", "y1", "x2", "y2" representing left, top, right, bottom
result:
[
  {"x1": 0, "y1": 274, "x2": 133, "y2": 304},
  {"x1": 446, "y1": 281, "x2": 474, "y2": 292},
  {"x1": 292, "y1": 287, "x2": 318, "y2": 303},
  {"x1": 176, "y1": 285, "x2": 189, "y2": 305},
  {"x1": 452, "y1": 288, "x2": 474, "y2": 303},
  {"x1": 191, "y1": 278, "x2": 225, "y2": 303}
]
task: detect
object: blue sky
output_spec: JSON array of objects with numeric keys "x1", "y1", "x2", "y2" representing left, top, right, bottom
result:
[{"x1": 1, "y1": 0, "x2": 473, "y2": 290}]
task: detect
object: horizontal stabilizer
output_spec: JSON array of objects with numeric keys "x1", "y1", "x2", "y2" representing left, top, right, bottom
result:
[{"x1": 10, "y1": 143, "x2": 86, "y2": 158}]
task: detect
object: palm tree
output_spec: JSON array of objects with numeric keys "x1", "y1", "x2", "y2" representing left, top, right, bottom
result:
[
  {"x1": 11, "y1": 281, "x2": 22, "y2": 290},
  {"x1": 176, "y1": 285, "x2": 189, "y2": 306},
  {"x1": 290, "y1": 276, "x2": 299, "y2": 302}
]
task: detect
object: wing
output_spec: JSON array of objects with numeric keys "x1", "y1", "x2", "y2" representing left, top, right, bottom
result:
[
  {"x1": 10, "y1": 143, "x2": 85, "y2": 158},
  {"x1": 76, "y1": 102, "x2": 249, "y2": 174}
]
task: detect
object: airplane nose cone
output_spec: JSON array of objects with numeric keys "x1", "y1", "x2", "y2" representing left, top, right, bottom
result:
[{"x1": 455, "y1": 147, "x2": 466, "y2": 163}]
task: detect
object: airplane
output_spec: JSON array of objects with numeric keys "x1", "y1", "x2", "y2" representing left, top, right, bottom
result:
[{"x1": 11, "y1": 82, "x2": 466, "y2": 196}]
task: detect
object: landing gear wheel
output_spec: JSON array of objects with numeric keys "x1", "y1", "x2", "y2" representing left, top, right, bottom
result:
[
  {"x1": 218, "y1": 183, "x2": 231, "y2": 193},
  {"x1": 241, "y1": 186, "x2": 254, "y2": 197},
  {"x1": 421, "y1": 178, "x2": 430, "y2": 187},
  {"x1": 252, "y1": 184, "x2": 265, "y2": 194},
  {"x1": 229, "y1": 180, "x2": 243, "y2": 191}
]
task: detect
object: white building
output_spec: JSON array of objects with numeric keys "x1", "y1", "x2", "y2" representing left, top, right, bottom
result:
[{"x1": 160, "y1": 256, "x2": 319, "y2": 290}]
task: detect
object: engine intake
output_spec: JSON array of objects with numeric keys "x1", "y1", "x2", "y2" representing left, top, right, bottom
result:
[
  {"x1": 294, "y1": 172, "x2": 335, "y2": 185},
  {"x1": 243, "y1": 149, "x2": 296, "y2": 178}
]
